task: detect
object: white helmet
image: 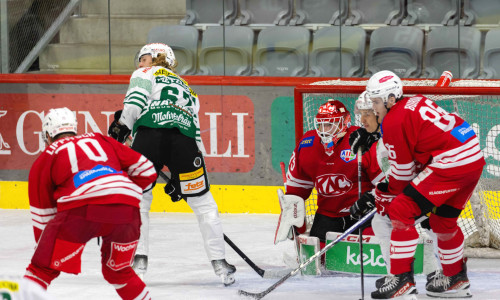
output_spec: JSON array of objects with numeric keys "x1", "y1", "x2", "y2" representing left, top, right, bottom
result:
[
  {"x1": 366, "y1": 70, "x2": 403, "y2": 104},
  {"x1": 136, "y1": 43, "x2": 176, "y2": 67},
  {"x1": 42, "y1": 107, "x2": 77, "y2": 143},
  {"x1": 354, "y1": 91, "x2": 374, "y2": 114}
]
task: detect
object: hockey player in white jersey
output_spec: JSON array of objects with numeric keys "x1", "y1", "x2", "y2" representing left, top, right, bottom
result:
[{"x1": 108, "y1": 43, "x2": 236, "y2": 286}]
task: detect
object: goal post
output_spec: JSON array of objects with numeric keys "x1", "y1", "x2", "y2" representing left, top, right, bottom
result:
[{"x1": 293, "y1": 78, "x2": 500, "y2": 256}]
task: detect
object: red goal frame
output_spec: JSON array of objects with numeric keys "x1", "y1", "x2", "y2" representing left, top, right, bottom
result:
[{"x1": 294, "y1": 84, "x2": 500, "y2": 145}]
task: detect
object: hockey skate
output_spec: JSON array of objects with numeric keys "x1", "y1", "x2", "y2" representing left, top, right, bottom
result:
[
  {"x1": 375, "y1": 274, "x2": 394, "y2": 289},
  {"x1": 426, "y1": 261, "x2": 472, "y2": 298},
  {"x1": 371, "y1": 271, "x2": 417, "y2": 300},
  {"x1": 132, "y1": 255, "x2": 148, "y2": 279},
  {"x1": 211, "y1": 259, "x2": 236, "y2": 286},
  {"x1": 425, "y1": 269, "x2": 444, "y2": 290}
]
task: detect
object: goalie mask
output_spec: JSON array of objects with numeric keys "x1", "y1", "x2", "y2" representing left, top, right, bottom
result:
[
  {"x1": 136, "y1": 43, "x2": 176, "y2": 68},
  {"x1": 42, "y1": 107, "x2": 77, "y2": 144},
  {"x1": 366, "y1": 70, "x2": 403, "y2": 105},
  {"x1": 314, "y1": 100, "x2": 351, "y2": 150}
]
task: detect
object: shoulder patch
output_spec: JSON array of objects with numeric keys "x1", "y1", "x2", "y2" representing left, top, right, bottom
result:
[
  {"x1": 451, "y1": 121, "x2": 475, "y2": 143},
  {"x1": 298, "y1": 136, "x2": 315, "y2": 151},
  {"x1": 340, "y1": 149, "x2": 357, "y2": 163}
]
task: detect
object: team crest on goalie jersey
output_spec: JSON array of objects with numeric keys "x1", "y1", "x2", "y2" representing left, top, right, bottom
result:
[
  {"x1": 340, "y1": 149, "x2": 357, "y2": 163},
  {"x1": 316, "y1": 174, "x2": 353, "y2": 197}
]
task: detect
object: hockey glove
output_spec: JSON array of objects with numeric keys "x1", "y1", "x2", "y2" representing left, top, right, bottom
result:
[
  {"x1": 350, "y1": 190, "x2": 376, "y2": 220},
  {"x1": 374, "y1": 182, "x2": 396, "y2": 217},
  {"x1": 274, "y1": 190, "x2": 305, "y2": 245},
  {"x1": 108, "y1": 110, "x2": 131, "y2": 144},
  {"x1": 164, "y1": 177, "x2": 183, "y2": 202},
  {"x1": 349, "y1": 128, "x2": 380, "y2": 155}
]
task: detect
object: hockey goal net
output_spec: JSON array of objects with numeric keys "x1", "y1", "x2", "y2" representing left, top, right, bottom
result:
[{"x1": 294, "y1": 78, "x2": 500, "y2": 257}]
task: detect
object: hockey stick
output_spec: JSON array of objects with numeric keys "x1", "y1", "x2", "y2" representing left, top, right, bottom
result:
[
  {"x1": 157, "y1": 171, "x2": 289, "y2": 279},
  {"x1": 238, "y1": 209, "x2": 376, "y2": 299},
  {"x1": 224, "y1": 234, "x2": 265, "y2": 277},
  {"x1": 357, "y1": 148, "x2": 365, "y2": 300}
]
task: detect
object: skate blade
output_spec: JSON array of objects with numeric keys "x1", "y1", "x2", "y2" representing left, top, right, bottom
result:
[
  {"x1": 389, "y1": 294, "x2": 417, "y2": 300},
  {"x1": 426, "y1": 288, "x2": 472, "y2": 298},
  {"x1": 222, "y1": 273, "x2": 235, "y2": 286}
]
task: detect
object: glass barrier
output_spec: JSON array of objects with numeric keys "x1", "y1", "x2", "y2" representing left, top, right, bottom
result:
[{"x1": 1, "y1": 0, "x2": 500, "y2": 78}]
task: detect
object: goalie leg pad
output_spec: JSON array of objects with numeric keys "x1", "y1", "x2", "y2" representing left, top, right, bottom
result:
[
  {"x1": 298, "y1": 234, "x2": 321, "y2": 275},
  {"x1": 274, "y1": 190, "x2": 305, "y2": 245},
  {"x1": 187, "y1": 191, "x2": 225, "y2": 261}
]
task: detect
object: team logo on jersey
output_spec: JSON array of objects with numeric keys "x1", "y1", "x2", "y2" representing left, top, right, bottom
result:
[
  {"x1": 451, "y1": 121, "x2": 475, "y2": 143},
  {"x1": 193, "y1": 157, "x2": 202, "y2": 168},
  {"x1": 316, "y1": 173, "x2": 353, "y2": 197},
  {"x1": 298, "y1": 136, "x2": 314, "y2": 151},
  {"x1": 340, "y1": 149, "x2": 357, "y2": 163}
]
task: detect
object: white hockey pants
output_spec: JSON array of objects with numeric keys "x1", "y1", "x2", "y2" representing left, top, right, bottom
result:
[
  {"x1": 372, "y1": 212, "x2": 393, "y2": 273},
  {"x1": 136, "y1": 188, "x2": 153, "y2": 256},
  {"x1": 186, "y1": 191, "x2": 225, "y2": 261}
]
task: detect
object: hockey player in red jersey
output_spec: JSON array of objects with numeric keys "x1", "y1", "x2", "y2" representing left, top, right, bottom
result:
[
  {"x1": 24, "y1": 107, "x2": 157, "y2": 300},
  {"x1": 367, "y1": 71, "x2": 485, "y2": 299},
  {"x1": 274, "y1": 100, "x2": 384, "y2": 246}
]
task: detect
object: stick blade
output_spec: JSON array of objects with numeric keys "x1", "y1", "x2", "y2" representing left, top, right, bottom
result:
[
  {"x1": 262, "y1": 268, "x2": 294, "y2": 279},
  {"x1": 238, "y1": 289, "x2": 264, "y2": 299}
]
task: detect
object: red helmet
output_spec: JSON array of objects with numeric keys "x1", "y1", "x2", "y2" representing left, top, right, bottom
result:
[{"x1": 314, "y1": 99, "x2": 351, "y2": 145}]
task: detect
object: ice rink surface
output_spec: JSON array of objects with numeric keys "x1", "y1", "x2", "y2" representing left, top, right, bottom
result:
[{"x1": 2, "y1": 209, "x2": 500, "y2": 300}]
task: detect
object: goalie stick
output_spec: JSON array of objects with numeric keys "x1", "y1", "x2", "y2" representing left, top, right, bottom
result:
[
  {"x1": 157, "y1": 171, "x2": 290, "y2": 279},
  {"x1": 238, "y1": 209, "x2": 376, "y2": 299}
]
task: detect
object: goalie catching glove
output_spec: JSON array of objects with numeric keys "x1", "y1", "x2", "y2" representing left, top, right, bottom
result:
[
  {"x1": 349, "y1": 127, "x2": 380, "y2": 155},
  {"x1": 350, "y1": 190, "x2": 376, "y2": 219},
  {"x1": 108, "y1": 110, "x2": 131, "y2": 143},
  {"x1": 274, "y1": 189, "x2": 305, "y2": 245}
]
